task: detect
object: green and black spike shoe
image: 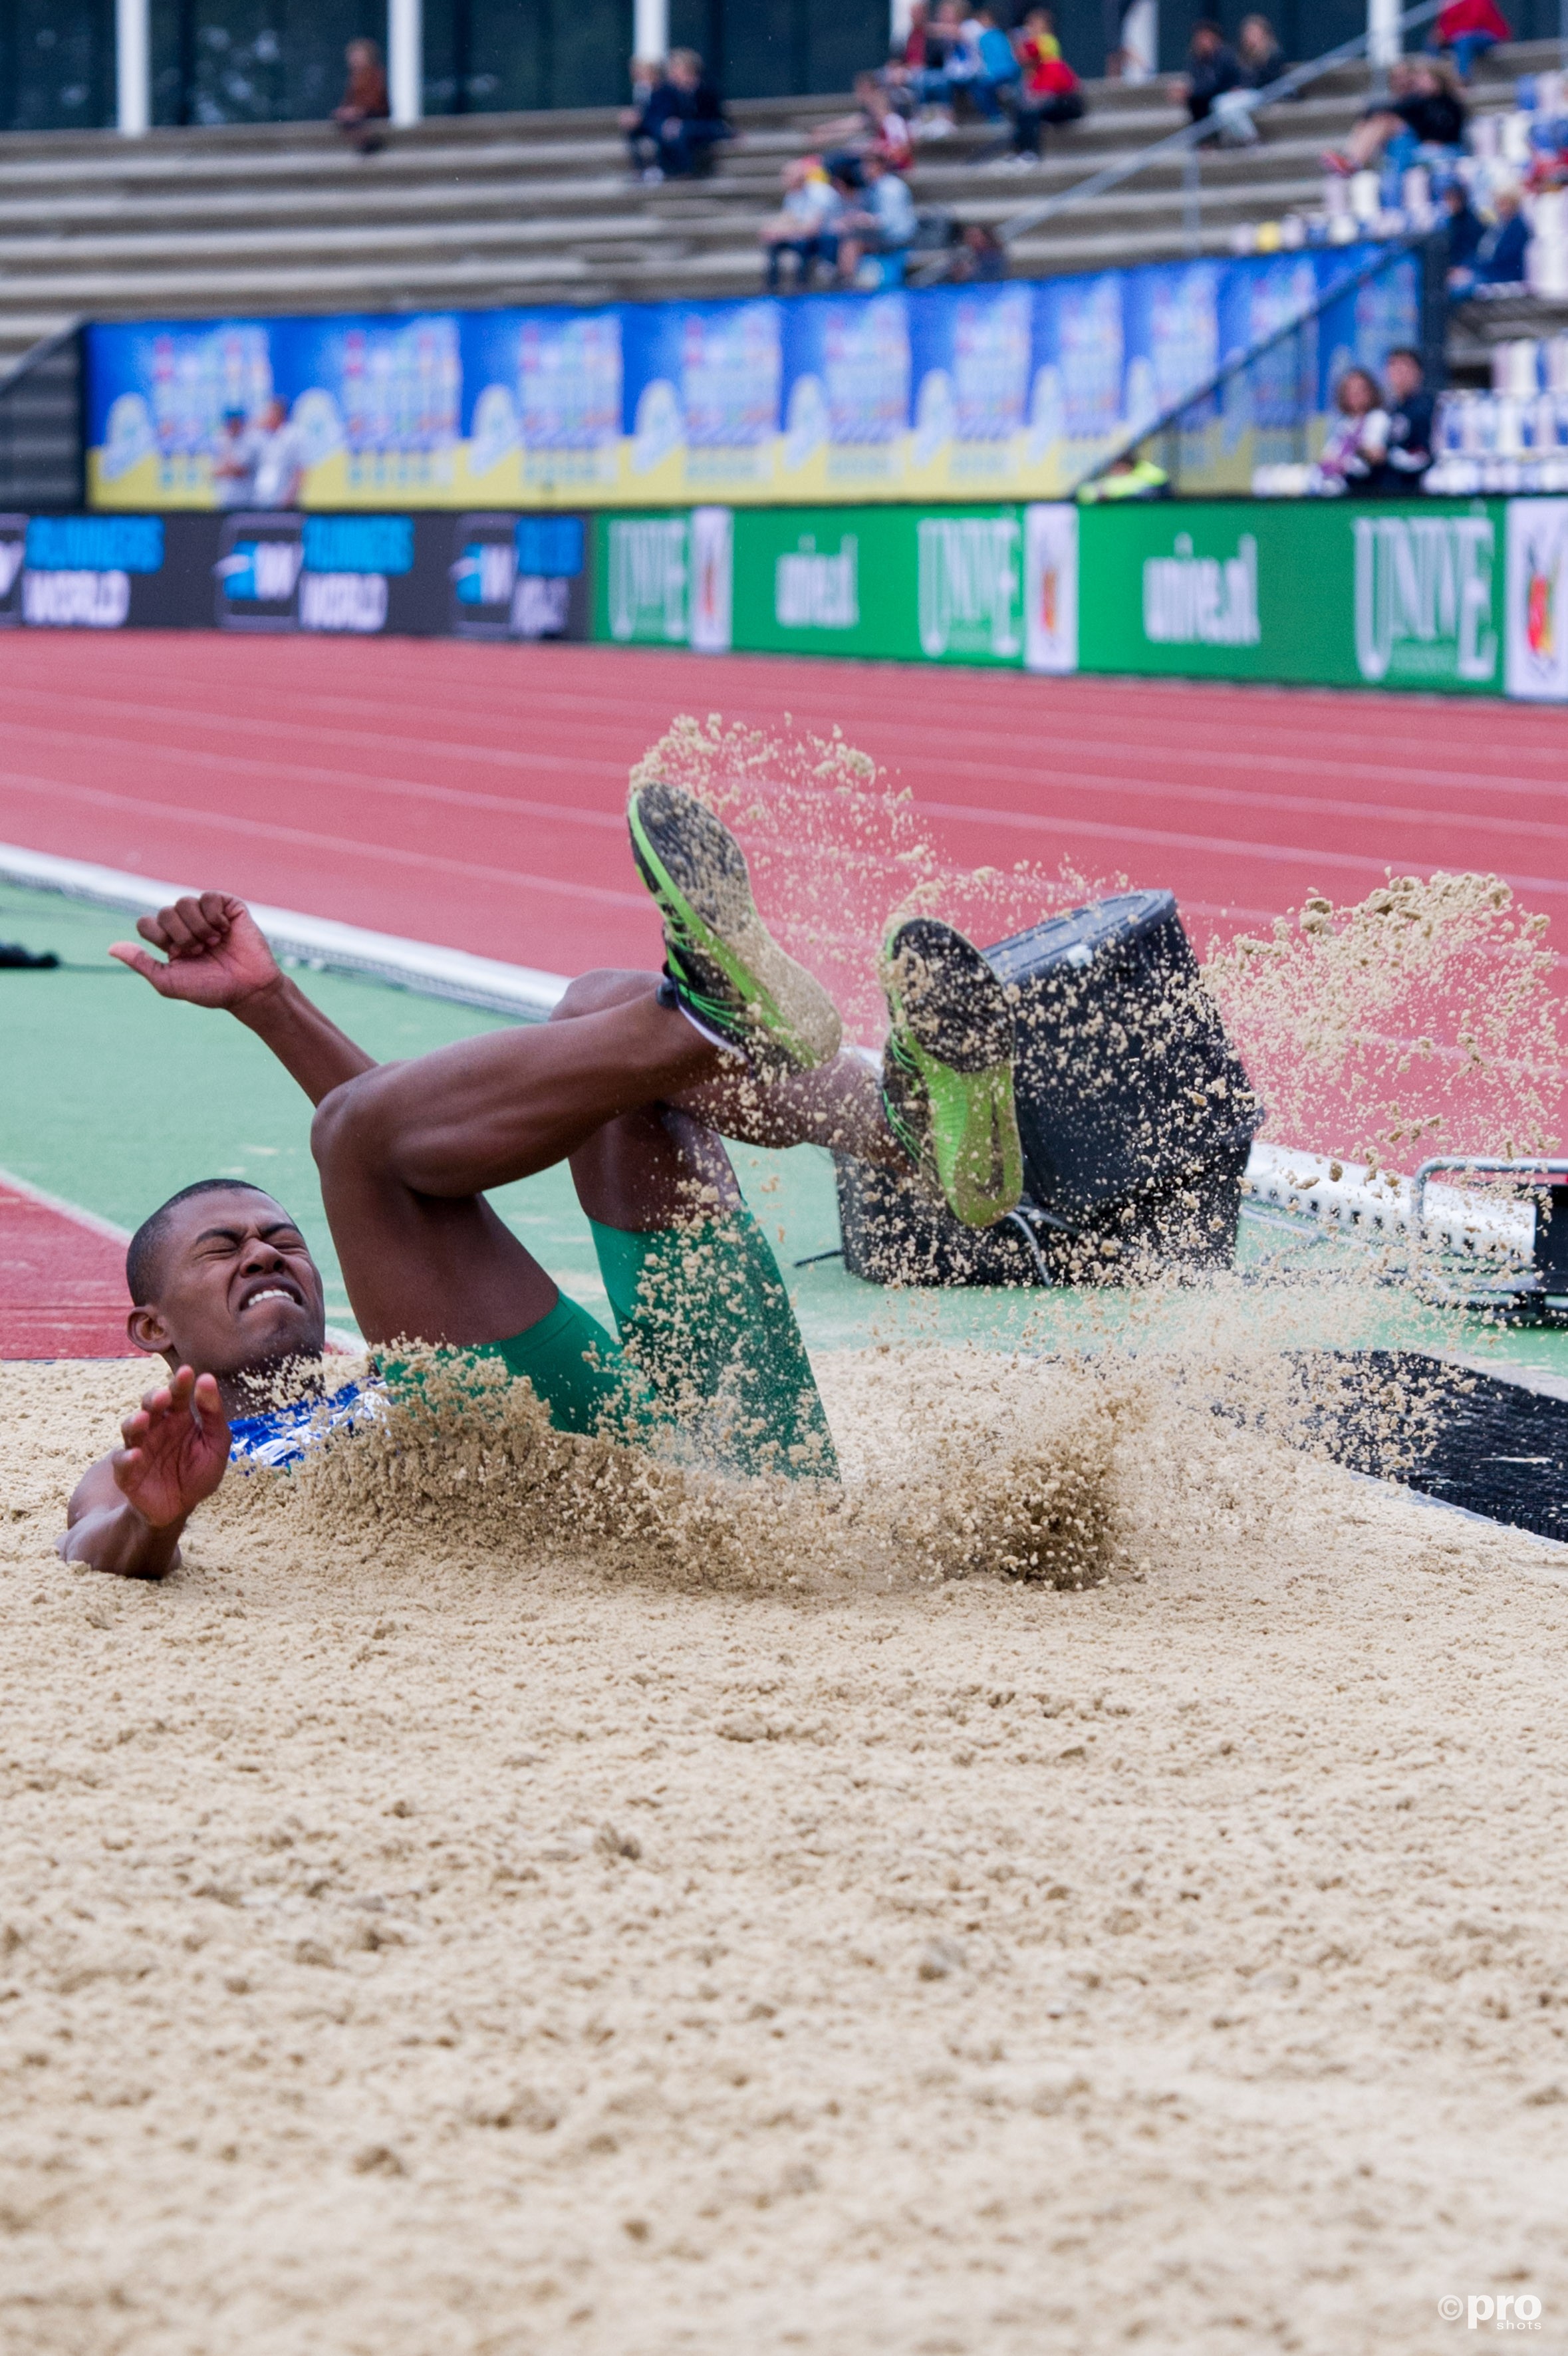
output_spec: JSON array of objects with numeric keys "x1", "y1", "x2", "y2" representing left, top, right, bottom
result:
[
  {"x1": 628, "y1": 780, "x2": 842, "y2": 1075},
  {"x1": 879, "y1": 917, "x2": 1023, "y2": 1230}
]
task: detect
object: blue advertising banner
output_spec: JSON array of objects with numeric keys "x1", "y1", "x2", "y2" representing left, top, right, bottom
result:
[{"x1": 85, "y1": 244, "x2": 1420, "y2": 513}]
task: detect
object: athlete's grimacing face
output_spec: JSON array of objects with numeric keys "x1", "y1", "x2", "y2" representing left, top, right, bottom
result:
[{"x1": 129, "y1": 1189, "x2": 327, "y2": 1379}]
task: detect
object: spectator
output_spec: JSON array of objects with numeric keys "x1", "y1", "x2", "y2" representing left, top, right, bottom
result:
[
  {"x1": 1525, "y1": 113, "x2": 1568, "y2": 194},
  {"x1": 908, "y1": 0, "x2": 970, "y2": 117},
  {"x1": 949, "y1": 220, "x2": 1008, "y2": 278},
  {"x1": 1003, "y1": 10, "x2": 1085, "y2": 164},
  {"x1": 1237, "y1": 13, "x2": 1287, "y2": 87},
  {"x1": 1077, "y1": 448, "x2": 1172, "y2": 501},
  {"x1": 832, "y1": 150, "x2": 918, "y2": 285},
  {"x1": 1370, "y1": 348, "x2": 1434, "y2": 491},
  {"x1": 627, "y1": 49, "x2": 731, "y2": 183},
  {"x1": 211, "y1": 410, "x2": 261, "y2": 509},
  {"x1": 1325, "y1": 58, "x2": 1466, "y2": 178},
  {"x1": 813, "y1": 72, "x2": 914, "y2": 180},
  {"x1": 1442, "y1": 176, "x2": 1486, "y2": 277},
  {"x1": 967, "y1": 5, "x2": 1021, "y2": 122},
  {"x1": 1314, "y1": 368, "x2": 1390, "y2": 493},
  {"x1": 1450, "y1": 184, "x2": 1530, "y2": 291},
  {"x1": 251, "y1": 396, "x2": 305, "y2": 509},
  {"x1": 1428, "y1": 0, "x2": 1510, "y2": 84},
  {"x1": 759, "y1": 156, "x2": 842, "y2": 291},
  {"x1": 333, "y1": 37, "x2": 389, "y2": 155},
  {"x1": 1171, "y1": 22, "x2": 1243, "y2": 128},
  {"x1": 619, "y1": 55, "x2": 663, "y2": 154}
]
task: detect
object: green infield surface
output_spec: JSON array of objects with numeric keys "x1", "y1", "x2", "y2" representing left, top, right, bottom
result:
[{"x1": 6, "y1": 878, "x2": 1567, "y2": 1383}]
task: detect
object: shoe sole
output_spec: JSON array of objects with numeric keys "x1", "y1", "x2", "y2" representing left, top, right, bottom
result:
[
  {"x1": 628, "y1": 783, "x2": 842, "y2": 1072},
  {"x1": 882, "y1": 918, "x2": 1023, "y2": 1229}
]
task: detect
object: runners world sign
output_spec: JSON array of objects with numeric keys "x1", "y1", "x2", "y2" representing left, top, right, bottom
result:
[{"x1": 1070, "y1": 499, "x2": 1503, "y2": 695}]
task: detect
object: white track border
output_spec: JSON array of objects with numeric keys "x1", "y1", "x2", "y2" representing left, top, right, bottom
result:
[{"x1": 0, "y1": 843, "x2": 568, "y2": 1020}]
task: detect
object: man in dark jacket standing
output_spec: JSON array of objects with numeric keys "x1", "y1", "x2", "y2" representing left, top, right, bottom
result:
[{"x1": 1371, "y1": 348, "x2": 1435, "y2": 493}]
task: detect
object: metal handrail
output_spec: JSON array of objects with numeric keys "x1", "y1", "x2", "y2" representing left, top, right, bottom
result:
[
  {"x1": 912, "y1": 0, "x2": 1447, "y2": 284},
  {"x1": 1064, "y1": 231, "x2": 1437, "y2": 494},
  {"x1": 1410, "y1": 1156, "x2": 1568, "y2": 1308}
]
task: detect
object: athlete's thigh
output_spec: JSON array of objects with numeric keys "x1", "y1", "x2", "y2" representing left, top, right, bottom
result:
[{"x1": 317, "y1": 1156, "x2": 556, "y2": 1349}]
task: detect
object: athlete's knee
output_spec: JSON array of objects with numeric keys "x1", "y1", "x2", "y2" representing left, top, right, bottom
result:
[{"x1": 549, "y1": 968, "x2": 659, "y2": 1023}]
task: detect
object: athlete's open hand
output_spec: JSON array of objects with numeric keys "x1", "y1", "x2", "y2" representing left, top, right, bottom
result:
[
  {"x1": 112, "y1": 1367, "x2": 231, "y2": 1531},
  {"x1": 110, "y1": 893, "x2": 281, "y2": 1011}
]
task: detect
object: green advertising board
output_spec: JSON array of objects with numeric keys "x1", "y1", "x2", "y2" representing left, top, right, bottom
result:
[
  {"x1": 730, "y1": 505, "x2": 1024, "y2": 666},
  {"x1": 1074, "y1": 497, "x2": 1505, "y2": 695}
]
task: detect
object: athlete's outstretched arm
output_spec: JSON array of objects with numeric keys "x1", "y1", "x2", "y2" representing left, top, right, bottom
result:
[
  {"x1": 60, "y1": 1368, "x2": 231, "y2": 1579},
  {"x1": 111, "y1": 895, "x2": 376, "y2": 1105}
]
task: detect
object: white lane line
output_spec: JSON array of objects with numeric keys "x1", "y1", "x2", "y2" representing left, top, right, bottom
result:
[
  {"x1": 0, "y1": 843, "x2": 570, "y2": 1020},
  {"x1": 0, "y1": 1162, "x2": 132, "y2": 1243}
]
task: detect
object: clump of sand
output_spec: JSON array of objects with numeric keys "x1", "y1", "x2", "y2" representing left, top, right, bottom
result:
[
  {"x1": 7, "y1": 1349, "x2": 1568, "y2": 2355},
  {"x1": 227, "y1": 1341, "x2": 1128, "y2": 1595}
]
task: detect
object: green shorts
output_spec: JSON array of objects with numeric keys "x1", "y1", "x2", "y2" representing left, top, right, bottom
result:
[{"x1": 475, "y1": 1205, "x2": 837, "y2": 1482}]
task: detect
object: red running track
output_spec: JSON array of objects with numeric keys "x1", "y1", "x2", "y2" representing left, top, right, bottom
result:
[
  {"x1": 0, "y1": 1178, "x2": 131, "y2": 1359},
  {"x1": 5, "y1": 632, "x2": 1568, "y2": 978}
]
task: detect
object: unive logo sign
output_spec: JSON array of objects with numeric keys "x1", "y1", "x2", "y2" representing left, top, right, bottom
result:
[
  {"x1": 607, "y1": 517, "x2": 688, "y2": 642},
  {"x1": 774, "y1": 533, "x2": 858, "y2": 630},
  {"x1": 1142, "y1": 531, "x2": 1259, "y2": 648},
  {"x1": 916, "y1": 515, "x2": 1021, "y2": 660},
  {"x1": 1352, "y1": 513, "x2": 1496, "y2": 686}
]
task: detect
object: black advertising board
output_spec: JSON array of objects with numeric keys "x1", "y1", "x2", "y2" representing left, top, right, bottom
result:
[{"x1": 0, "y1": 511, "x2": 592, "y2": 641}]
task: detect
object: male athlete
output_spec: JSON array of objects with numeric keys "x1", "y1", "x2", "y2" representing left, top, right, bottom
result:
[{"x1": 60, "y1": 785, "x2": 1023, "y2": 1578}]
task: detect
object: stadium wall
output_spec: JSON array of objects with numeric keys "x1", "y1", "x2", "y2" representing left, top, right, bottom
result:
[{"x1": 3, "y1": 496, "x2": 1564, "y2": 702}]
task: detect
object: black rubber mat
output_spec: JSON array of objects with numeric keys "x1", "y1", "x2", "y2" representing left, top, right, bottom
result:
[{"x1": 1274, "y1": 1351, "x2": 1568, "y2": 1545}]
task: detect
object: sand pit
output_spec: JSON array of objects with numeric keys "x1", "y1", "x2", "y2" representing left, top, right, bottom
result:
[{"x1": 6, "y1": 1351, "x2": 1568, "y2": 2354}]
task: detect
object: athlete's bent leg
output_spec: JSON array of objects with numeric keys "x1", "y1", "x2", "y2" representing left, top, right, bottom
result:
[{"x1": 311, "y1": 980, "x2": 720, "y2": 1349}]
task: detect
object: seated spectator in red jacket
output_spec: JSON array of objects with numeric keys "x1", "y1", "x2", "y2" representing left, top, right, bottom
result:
[
  {"x1": 1428, "y1": 0, "x2": 1510, "y2": 84},
  {"x1": 1003, "y1": 9, "x2": 1085, "y2": 161},
  {"x1": 333, "y1": 38, "x2": 390, "y2": 154},
  {"x1": 627, "y1": 49, "x2": 732, "y2": 182}
]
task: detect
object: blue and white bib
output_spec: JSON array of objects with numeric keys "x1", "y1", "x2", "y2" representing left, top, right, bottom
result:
[{"x1": 227, "y1": 1378, "x2": 383, "y2": 1472}]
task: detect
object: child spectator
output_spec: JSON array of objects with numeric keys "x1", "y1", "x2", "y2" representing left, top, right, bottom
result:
[
  {"x1": 1004, "y1": 10, "x2": 1085, "y2": 162},
  {"x1": 968, "y1": 6, "x2": 1021, "y2": 121},
  {"x1": 333, "y1": 38, "x2": 389, "y2": 154},
  {"x1": 1314, "y1": 368, "x2": 1390, "y2": 493},
  {"x1": 759, "y1": 158, "x2": 842, "y2": 291},
  {"x1": 1429, "y1": 0, "x2": 1511, "y2": 84}
]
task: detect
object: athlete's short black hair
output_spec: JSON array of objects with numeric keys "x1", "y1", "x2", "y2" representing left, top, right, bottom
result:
[{"x1": 125, "y1": 1179, "x2": 285, "y2": 1307}]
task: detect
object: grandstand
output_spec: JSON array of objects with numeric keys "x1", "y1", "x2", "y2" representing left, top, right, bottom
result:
[{"x1": 0, "y1": 37, "x2": 1559, "y2": 388}]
